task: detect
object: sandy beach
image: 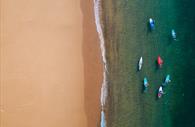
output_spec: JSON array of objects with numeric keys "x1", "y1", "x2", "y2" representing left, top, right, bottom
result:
[{"x1": 0, "y1": 0, "x2": 102, "y2": 127}]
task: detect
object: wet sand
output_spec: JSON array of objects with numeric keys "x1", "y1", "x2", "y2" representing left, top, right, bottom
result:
[
  {"x1": 0, "y1": 0, "x2": 102, "y2": 127},
  {"x1": 81, "y1": 0, "x2": 103, "y2": 127}
]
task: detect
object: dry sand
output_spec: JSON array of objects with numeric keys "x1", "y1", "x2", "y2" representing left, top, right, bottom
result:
[{"x1": 0, "y1": 0, "x2": 102, "y2": 127}]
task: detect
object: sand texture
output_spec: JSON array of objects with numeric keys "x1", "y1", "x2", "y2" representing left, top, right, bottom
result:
[{"x1": 0, "y1": 0, "x2": 102, "y2": 127}]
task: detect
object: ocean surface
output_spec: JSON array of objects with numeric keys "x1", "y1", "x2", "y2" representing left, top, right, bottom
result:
[{"x1": 98, "y1": 0, "x2": 195, "y2": 127}]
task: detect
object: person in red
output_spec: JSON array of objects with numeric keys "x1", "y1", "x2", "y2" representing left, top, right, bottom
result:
[{"x1": 157, "y1": 56, "x2": 163, "y2": 68}]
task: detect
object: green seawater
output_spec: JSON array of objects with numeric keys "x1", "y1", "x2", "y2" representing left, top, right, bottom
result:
[{"x1": 102, "y1": 0, "x2": 195, "y2": 127}]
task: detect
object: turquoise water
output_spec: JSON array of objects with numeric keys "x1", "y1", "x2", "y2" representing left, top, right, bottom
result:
[{"x1": 102, "y1": 0, "x2": 195, "y2": 126}]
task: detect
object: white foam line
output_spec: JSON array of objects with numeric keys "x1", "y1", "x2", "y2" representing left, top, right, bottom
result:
[
  {"x1": 93, "y1": 0, "x2": 108, "y2": 127},
  {"x1": 93, "y1": 0, "x2": 107, "y2": 108}
]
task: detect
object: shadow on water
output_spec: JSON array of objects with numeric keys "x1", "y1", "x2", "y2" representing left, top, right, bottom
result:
[
  {"x1": 154, "y1": 60, "x2": 159, "y2": 71},
  {"x1": 168, "y1": 35, "x2": 173, "y2": 45},
  {"x1": 141, "y1": 80, "x2": 147, "y2": 94},
  {"x1": 136, "y1": 63, "x2": 140, "y2": 72},
  {"x1": 168, "y1": 34, "x2": 178, "y2": 45},
  {"x1": 136, "y1": 58, "x2": 142, "y2": 72},
  {"x1": 146, "y1": 22, "x2": 154, "y2": 35},
  {"x1": 142, "y1": 86, "x2": 148, "y2": 94}
]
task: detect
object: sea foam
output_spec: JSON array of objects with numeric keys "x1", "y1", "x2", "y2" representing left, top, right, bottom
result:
[{"x1": 93, "y1": 0, "x2": 108, "y2": 127}]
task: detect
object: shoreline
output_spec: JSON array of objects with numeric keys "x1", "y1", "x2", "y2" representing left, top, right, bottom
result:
[
  {"x1": 81, "y1": 0, "x2": 103, "y2": 126},
  {"x1": 0, "y1": 0, "x2": 102, "y2": 127}
]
